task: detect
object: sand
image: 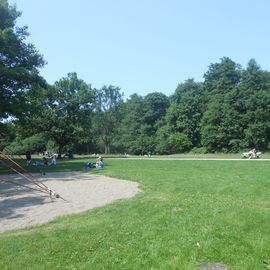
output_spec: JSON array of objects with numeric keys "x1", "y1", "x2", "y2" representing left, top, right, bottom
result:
[{"x1": 0, "y1": 172, "x2": 139, "y2": 233}]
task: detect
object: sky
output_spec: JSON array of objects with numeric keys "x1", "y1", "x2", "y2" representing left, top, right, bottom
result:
[{"x1": 9, "y1": 0, "x2": 270, "y2": 98}]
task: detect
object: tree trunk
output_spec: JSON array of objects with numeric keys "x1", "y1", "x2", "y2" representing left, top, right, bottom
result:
[
  {"x1": 104, "y1": 144, "x2": 110, "y2": 154},
  {"x1": 58, "y1": 145, "x2": 63, "y2": 159}
]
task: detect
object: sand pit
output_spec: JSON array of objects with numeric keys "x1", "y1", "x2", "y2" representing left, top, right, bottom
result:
[{"x1": 0, "y1": 172, "x2": 139, "y2": 233}]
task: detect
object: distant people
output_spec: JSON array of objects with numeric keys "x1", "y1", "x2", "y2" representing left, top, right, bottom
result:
[
  {"x1": 95, "y1": 156, "x2": 104, "y2": 169},
  {"x1": 64, "y1": 151, "x2": 73, "y2": 159},
  {"x1": 51, "y1": 156, "x2": 57, "y2": 166},
  {"x1": 26, "y1": 151, "x2": 32, "y2": 166},
  {"x1": 98, "y1": 157, "x2": 104, "y2": 169},
  {"x1": 99, "y1": 158, "x2": 104, "y2": 168},
  {"x1": 248, "y1": 148, "x2": 256, "y2": 159},
  {"x1": 43, "y1": 157, "x2": 48, "y2": 166},
  {"x1": 96, "y1": 157, "x2": 100, "y2": 168},
  {"x1": 84, "y1": 162, "x2": 95, "y2": 169},
  {"x1": 32, "y1": 160, "x2": 42, "y2": 167}
]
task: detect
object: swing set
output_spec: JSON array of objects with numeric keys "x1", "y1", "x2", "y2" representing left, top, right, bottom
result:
[{"x1": 0, "y1": 149, "x2": 66, "y2": 201}]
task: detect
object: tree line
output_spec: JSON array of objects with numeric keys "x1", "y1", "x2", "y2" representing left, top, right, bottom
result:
[{"x1": 1, "y1": 0, "x2": 270, "y2": 156}]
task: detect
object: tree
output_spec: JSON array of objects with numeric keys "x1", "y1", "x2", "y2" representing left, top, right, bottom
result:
[
  {"x1": 0, "y1": 121, "x2": 15, "y2": 151},
  {"x1": 18, "y1": 73, "x2": 96, "y2": 157},
  {"x1": 118, "y1": 92, "x2": 169, "y2": 155},
  {"x1": 155, "y1": 124, "x2": 171, "y2": 154},
  {"x1": 143, "y1": 92, "x2": 169, "y2": 127},
  {"x1": 117, "y1": 94, "x2": 146, "y2": 154},
  {"x1": 140, "y1": 92, "x2": 170, "y2": 154},
  {"x1": 0, "y1": 0, "x2": 45, "y2": 120},
  {"x1": 240, "y1": 60, "x2": 270, "y2": 150},
  {"x1": 168, "y1": 132, "x2": 192, "y2": 153},
  {"x1": 93, "y1": 85, "x2": 124, "y2": 154},
  {"x1": 201, "y1": 58, "x2": 242, "y2": 152},
  {"x1": 7, "y1": 133, "x2": 47, "y2": 154},
  {"x1": 201, "y1": 58, "x2": 270, "y2": 152},
  {"x1": 203, "y1": 57, "x2": 241, "y2": 99},
  {"x1": 166, "y1": 79, "x2": 205, "y2": 147}
]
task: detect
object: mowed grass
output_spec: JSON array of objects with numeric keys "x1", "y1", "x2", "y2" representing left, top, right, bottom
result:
[{"x1": 0, "y1": 159, "x2": 269, "y2": 270}]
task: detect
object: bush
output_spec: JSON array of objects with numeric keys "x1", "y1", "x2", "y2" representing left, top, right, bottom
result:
[
  {"x1": 5, "y1": 133, "x2": 47, "y2": 154},
  {"x1": 168, "y1": 133, "x2": 192, "y2": 153},
  {"x1": 4, "y1": 140, "x2": 25, "y2": 155}
]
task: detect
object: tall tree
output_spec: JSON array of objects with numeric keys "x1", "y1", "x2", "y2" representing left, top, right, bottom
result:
[
  {"x1": 240, "y1": 59, "x2": 270, "y2": 150},
  {"x1": 141, "y1": 92, "x2": 169, "y2": 154},
  {"x1": 203, "y1": 57, "x2": 241, "y2": 99},
  {"x1": 117, "y1": 94, "x2": 144, "y2": 154},
  {"x1": 166, "y1": 79, "x2": 205, "y2": 147},
  {"x1": 18, "y1": 73, "x2": 96, "y2": 157},
  {"x1": 0, "y1": 0, "x2": 45, "y2": 120},
  {"x1": 201, "y1": 58, "x2": 242, "y2": 152},
  {"x1": 93, "y1": 85, "x2": 124, "y2": 154},
  {"x1": 119, "y1": 92, "x2": 169, "y2": 155}
]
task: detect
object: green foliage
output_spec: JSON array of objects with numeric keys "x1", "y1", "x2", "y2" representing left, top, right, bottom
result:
[
  {"x1": 46, "y1": 139, "x2": 58, "y2": 153},
  {"x1": 1, "y1": 6, "x2": 270, "y2": 158},
  {"x1": 191, "y1": 146, "x2": 208, "y2": 154},
  {"x1": 0, "y1": 0, "x2": 269, "y2": 155},
  {"x1": 166, "y1": 79, "x2": 205, "y2": 146},
  {"x1": 0, "y1": 0, "x2": 45, "y2": 120},
  {"x1": 0, "y1": 121, "x2": 15, "y2": 150},
  {"x1": 16, "y1": 73, "x2": 96, "y2": 157},
  {"x1": 168, "y1": 132, "x2": 192, "y2": 153},
  {"x1": 143, "y1": 92, "x2": 169, "y2": 126},
  {"x1": 93, "y1": 85, "x2": 124, "y2": 154},
  {"x1": 117, "y1": 92, "x2": 169, "y2": 155},
  {"x1": 155, "y1": 125, "x2": 172, "y2": 154},
  {"x1": 203, "y1": 57, "x2": 241, "y2": 97},
  {"x1": 117, "y1": 94, "x2": 143, "y2": 154},
  {"x1": 5, "y1": 133, "x2": 47, "y2": 154},
  {"x1": 201, "y1": 58, "x2": 270, "y2": 152},
  {"x1": 21, "y1": 133, "x2": 47, "y2": 152}
]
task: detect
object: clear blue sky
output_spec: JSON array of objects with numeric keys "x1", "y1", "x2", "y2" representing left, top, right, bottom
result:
[{"x1": 10, "y1": 0, "x2": 270, "y2": 98}]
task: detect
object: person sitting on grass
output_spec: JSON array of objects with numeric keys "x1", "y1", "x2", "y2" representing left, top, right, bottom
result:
[
  {"x1": 51, "y1": 155, "x2": 57, "y2": 166},
  {"x1": 85, "y1": 162, "x2": 95, "y2": 169},
  {"x1": 25, "y1": 151, "x2": 32, "y2": 166},
  {"x1": 43, "y1": 157, "x2": 48, "y2": 166},
  {"x1": 248, "y1": 148, "x2": 256, "y2": 159},
  {"x1": 33, "y1": 160, "x2": 42, "y2": 167},
  {"x1": 96, "y1": 157, "x2": 104, "y2": 169}
]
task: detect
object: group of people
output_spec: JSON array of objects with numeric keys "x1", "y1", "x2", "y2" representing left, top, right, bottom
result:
[
  {"x1": 26, "y1": 151, "x2": 105, "y2": 169},
  {"x1": 42, "y1": 155, "x2": 57, "y2": 166},
  {"x1": 85, "y1": 156, "x2": 104, "y2": 169},
  {"x1": 25, "y1": 151, "x2": 57, "y2": 166},
  {"x1": 248, "y1": 148, "x2": 257, "y2": 159}
]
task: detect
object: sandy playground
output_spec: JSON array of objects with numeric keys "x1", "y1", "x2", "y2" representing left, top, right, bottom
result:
[{"x1": 0, "y1": 172, "x2": 139, "y2": 233}]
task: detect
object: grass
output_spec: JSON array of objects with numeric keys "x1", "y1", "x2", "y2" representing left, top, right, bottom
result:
[{"x1": 0, "y1": 158, "x2": 269, "y2": 269}]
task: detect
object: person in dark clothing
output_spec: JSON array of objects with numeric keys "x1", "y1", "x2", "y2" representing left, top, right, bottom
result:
[{"x1": 26, "y1": 151, "x2": 32, "y2": 166}]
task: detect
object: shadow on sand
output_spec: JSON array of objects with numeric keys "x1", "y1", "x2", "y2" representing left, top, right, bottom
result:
[
  {"x1": 0, "y1": 196, "x2": 46, "y2": 219},
  {"x1": 0, "y1": 175, "x2": 50, "y2": 219}
]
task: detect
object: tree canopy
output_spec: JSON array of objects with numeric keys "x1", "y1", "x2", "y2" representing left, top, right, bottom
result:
[
  {"x1": 0, "y1": 0, "x2": 45, "y2": 120},
  {"x1": 1, "y1": 0, "x2": 270, "y2": 155}
]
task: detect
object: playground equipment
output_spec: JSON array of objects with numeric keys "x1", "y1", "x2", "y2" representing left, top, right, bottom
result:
[{"x1": 0, "y1": 150, "x2": 66, "y2": 201}]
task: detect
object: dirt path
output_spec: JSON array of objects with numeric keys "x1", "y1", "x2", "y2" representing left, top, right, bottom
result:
[{"x1": 0, "y1": 172, "x2": 139, "y2": 233}]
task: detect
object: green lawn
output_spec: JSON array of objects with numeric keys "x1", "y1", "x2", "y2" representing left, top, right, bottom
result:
[{"x1": 0, "y1": 159, "x2": 269, "y2": 269}]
